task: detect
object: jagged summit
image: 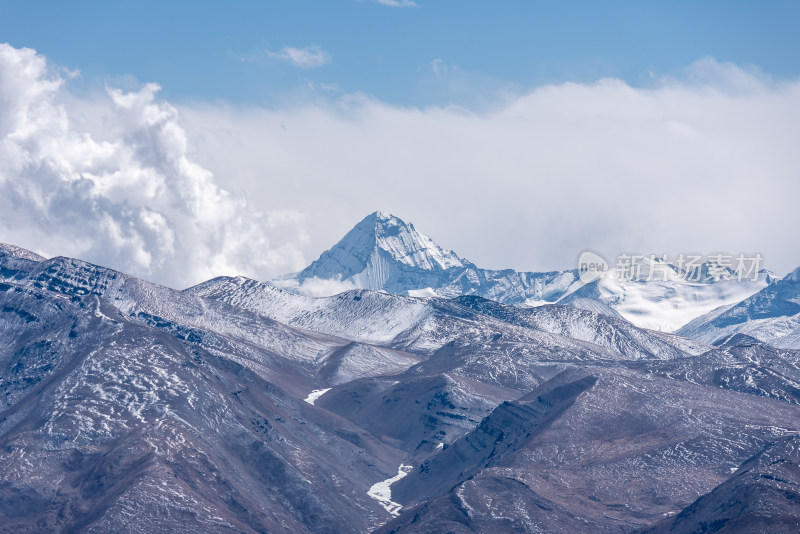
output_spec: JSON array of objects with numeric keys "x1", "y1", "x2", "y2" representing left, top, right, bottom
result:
[
  {"x1": 368, "y1": 210, "x2": 464, "y2": 270},
  {"x1": 298, "y1": 211, "x2": 464, "y2": 288},
  {"x1": 276, "y1": 213, "x2": 774, "y2": 332},
  {"x1": 283, "y1": 211, "x2": 579, "y2": 304},
  {"x1": 0, "y1": 242, "x2": 46, "y2": 262},
  {"x1": 278, "y1": 213, "x2": 778, "y2": 334}
]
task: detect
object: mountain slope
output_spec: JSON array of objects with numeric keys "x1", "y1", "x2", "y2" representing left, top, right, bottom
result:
[
  {"x1": 642, "y1": 335, "x2": 800, "y2": 406},
  {"x1": 561, "y1": 258, "x2": 773, "y2": 332},
  {"x1": 189, "y1": 276, "x2": 706, "y2": 363},
  {"x1": 380, "y1": 367, "x2": 800, "y2": 533},
  {"x1": 677, "y1": 266, "x2": 800, "y2": 347},
  {"x1": 3, "y1": 242, "x2": 800, "y2": 533},
  {"x1": 276, "y1": 211, "x2": 581, "y2": 305},
  {"x1": 273, "y1": 212, "x2": 772, "y2": 332},
  {"x1": 0, "y1": 246, "x2": 436, "y2": 396},
  {"x1": 642, "y1": 436, "x2": 800, "y2": 534},
  {"x1": 0, "y1": 278, "x2": 404, "y2": 533}
]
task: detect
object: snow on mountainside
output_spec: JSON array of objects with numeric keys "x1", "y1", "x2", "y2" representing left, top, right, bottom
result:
[
  {"x1": 189, "y1": 275, "x2": 433, "y2": 346},
  {"x1": 0, "y1": 268, "x2": 403, "y2": 532},
  {"x1": 561, "y1": 257, "x2": 774, "y2": 332},
  {"x1": 4, "y1": 242, "x2": 800, "y2": 532},
  {"x1": 188, "y1": 275, "x2": 707, "y2": 365},
  {"x1": 306, "y1": 210, "x2": 465, "y2": 276},
  {"x1": 274, "y1": 211, "x2": 773, "y2": 332},
  {"x1": 275, "y1": 211, "x2": 581, "y2": 305},
  {"x1": 677, "y1": 265, "x2": 800, "y2": 348},
  {"x1": 0, "y1": 244, "x2": 430, "y2": 397},
  {"x1": 643, "y1": 436, "x2": 800, "y2": 534},
  {"x1": 0, "y1": 242, "x2": 46, "y2": 262},
  {"x1": 382, "y1": 367, "x2": 800, "y2": 533}
]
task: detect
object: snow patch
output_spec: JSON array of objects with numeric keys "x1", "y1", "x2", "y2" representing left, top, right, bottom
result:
[
  {"x1": 582, "y1": 268, "x2": 771, "y2": 332},
  {"x1": 367, "y1": 464, "x2": 412, "y2": 516},
  {"x1": 303, "y1": 388, "x2": 331, "y2": 405}
]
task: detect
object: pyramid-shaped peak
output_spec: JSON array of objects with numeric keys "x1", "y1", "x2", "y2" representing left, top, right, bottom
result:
[
  {"x1": 297, "y1": 211, "x2": 465, "y2": 286},
  {"x1": 357, "y1": 211, "x2": 462, "y2": 270}
]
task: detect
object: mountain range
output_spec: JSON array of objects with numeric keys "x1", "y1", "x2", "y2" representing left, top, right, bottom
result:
[
  {"x1": 278, "y1": 211, "x2": 777, "y2": 334},
  {"x1": 277, "y1": 211, "x2": 582, "y2": 304},
  {"x1": 677, "y1": 266, "x2": 800, "y2": 348},
  {"x1": 1, "y1": 212, "x2": 800, "y2": 533}
]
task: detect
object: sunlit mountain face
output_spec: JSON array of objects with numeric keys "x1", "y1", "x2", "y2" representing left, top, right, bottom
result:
[{"x1": 3, "y1": 222, "x2": 800, "y2": 532}]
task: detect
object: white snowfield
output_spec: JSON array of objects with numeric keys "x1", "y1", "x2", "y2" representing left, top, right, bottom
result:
[
  {"x1": 569, "y1": 263, "x2": 773, "y2": 332},
  {"x1": 677, "y1": 266, "x2": 800, "y2": 347},
  {"x1": 367, "y1": 464, "x2": 413, "y2": 516},
  {"x1": 303, "y1": 388, "x2": 331, "y2": 405}
]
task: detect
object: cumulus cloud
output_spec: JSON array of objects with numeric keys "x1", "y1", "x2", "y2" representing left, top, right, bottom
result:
[
  {"x1": 267, "y1": 46, "x2": 331, "y2": 68},
  {"x1": 179, "y1": 58, "x2": 800, "y2": 277},
  {"x1": 0, "y1": 44, "x2": 308, "y2": 288}
]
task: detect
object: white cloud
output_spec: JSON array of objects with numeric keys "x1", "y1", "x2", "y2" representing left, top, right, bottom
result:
[
  {"x1": 430, "y1": 59, "x2": 459, "y2": 76},
  {"x1": 368, "y1": 0, "x2": 418, "y2": 7},
  {"x1": 178, "y1": 58, "x2": 800, "y2": 277},
  {"x1": 273, "y1": 276, "x2": 359, "y2": 297},
  {"x1": 681, "y1": 56, "x2": 771, "y2": 94},
  {"x1": 0, "y1": 43, "x2": 308, "y2": 288},
  {"x1": 268, "y1": 46, "x2": 331, "y2": 69},
  {"x1": 3, "y1": 44, "x2": 799, "y2": 288},
  {"x1": 305, "y1": 79, "x2": 341, "y2": 92}
]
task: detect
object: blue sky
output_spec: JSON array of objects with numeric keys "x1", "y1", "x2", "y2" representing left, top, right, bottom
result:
[
  {"x1": 1, "y1": 2, "x2": 800, "y2": 286},
  {"x1": 3, "y1": 1, "x2": 800, "y2": 107}
]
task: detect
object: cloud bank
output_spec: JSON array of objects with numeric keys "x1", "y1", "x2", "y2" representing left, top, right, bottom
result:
[
  {"x1": 180, "y1": 58, "x2": 800, "y2": 277},
  {"x1": 2, "y1": 44, "x2": 799, "y2": 290},
  {"x1": 0, "y1": 44, "x2": 307, "y2": 288}
]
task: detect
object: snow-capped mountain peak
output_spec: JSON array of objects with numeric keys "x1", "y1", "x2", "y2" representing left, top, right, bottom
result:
[
  {"x1": 278, "y1": 211, "x2": 580, "y2": 303},
  {"x1": 368, "y1": 211, "x2": 464, "y2": 271},
  {"x1": 276, "y1": 213, "x2": 776, "y2": 332},
  {"x1": 293, "y1": 211, "x2": 465, "y2": 291},
  {"x1": 559, "y1": 259, "x2": 775, "y2": 332}
]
